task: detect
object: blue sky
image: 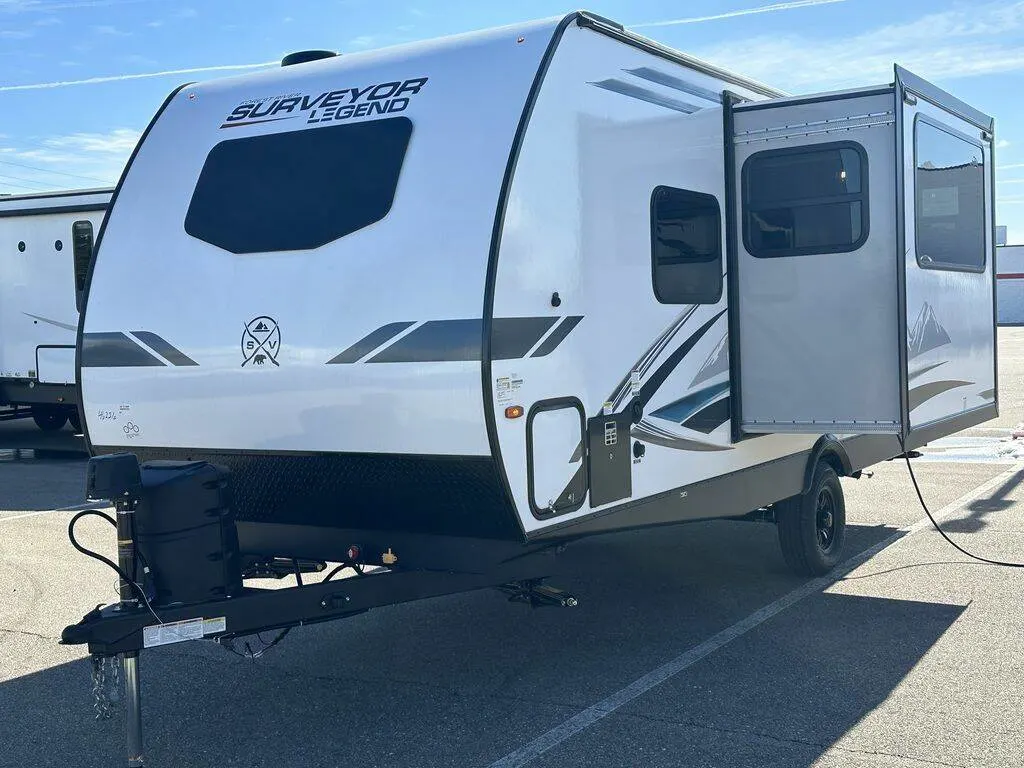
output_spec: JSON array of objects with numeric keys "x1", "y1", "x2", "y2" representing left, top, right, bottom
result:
[{"x1": 1, "y1": 0, "x2": 1023, "y2": 241}]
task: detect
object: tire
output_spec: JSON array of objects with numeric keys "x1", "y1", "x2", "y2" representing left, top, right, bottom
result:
[
  {"x1": 68, "y1": 409, "x2": 82, "y2": 433},
  {"x1": 776, "y1": 462, "x2": 846, "y2": 577},
  {"x1": 31, "y1": 405, "x2": 68, "y2": 432}
]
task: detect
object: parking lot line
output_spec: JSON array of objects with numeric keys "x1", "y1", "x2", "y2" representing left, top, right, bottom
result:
[
  {"x1": 487, "y1": 462, "x2": 1022, "y2": 768},
  {"x1": 0, "y1": 501, "x2": 110, "y2": 523}
]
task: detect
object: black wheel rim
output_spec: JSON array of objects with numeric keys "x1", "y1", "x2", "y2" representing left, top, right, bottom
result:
[{"x1": 816, "y1": 487, "x2": 836, "y2": 551}]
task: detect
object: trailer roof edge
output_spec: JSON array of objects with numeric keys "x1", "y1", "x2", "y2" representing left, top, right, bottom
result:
[
  {"x1": 895, "y1": 65, "x2": 993, "y2": 133},
  {"x1": 574, "y1": 10, "x2": 787, "y2": 100}
]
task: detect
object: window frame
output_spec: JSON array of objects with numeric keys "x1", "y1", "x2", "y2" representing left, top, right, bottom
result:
[
  {"x1": 649, "y1": 185, "x2": 724, "y2": 306},
  {"x1": 741, "y1": 139, "x2": 870, "y2": 259},
  {"x1": 912, "y1": 113, "x2": 987, "y2": 274}
]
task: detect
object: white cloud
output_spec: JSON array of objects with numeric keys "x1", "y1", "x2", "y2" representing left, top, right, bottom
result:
[
  {"x1": 0, "y1": 127, "x2": 141, "y2": 194},
  {"x1": 997, "y1": 139, "x2": 1012, "y2": 149},
  {"x1": 1000, "y1": 163, "x2": 1024, "y2": 170},
  {"x1": 0, "y1": 60, "x2": 276, "y2": 92},
  {"x1": 0, "y1": 28, "x2": 32, "y2": 38},
  {"x1": 146, "y1": 19, "x2": 162, "y2": 27},
  {"x1": 633, "y1": 0, "x2": 847, "y2": 29},
  {"x1": 92, "y1": 23, "x2": 130, "y2": 36},
  {"x1": 347, "y1": 35, "x2": 375, "y2": 49},
  {"x1": 691, "y1": 1, "x2": 1024, "y2": 92}
]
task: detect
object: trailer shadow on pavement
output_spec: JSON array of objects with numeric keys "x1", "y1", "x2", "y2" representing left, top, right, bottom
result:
[{"x1": 0, "y1": 517, "x2": 967, "y2": 768}]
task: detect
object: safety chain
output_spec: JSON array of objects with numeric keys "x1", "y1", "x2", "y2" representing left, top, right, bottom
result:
[{"x1": 90, "y1": 654, "x2": 121, "y2": 720}]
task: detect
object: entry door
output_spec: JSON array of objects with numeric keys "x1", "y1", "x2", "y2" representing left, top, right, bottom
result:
[{"x1": 730, "y1": 89, "x2": 903, "y2": 435}]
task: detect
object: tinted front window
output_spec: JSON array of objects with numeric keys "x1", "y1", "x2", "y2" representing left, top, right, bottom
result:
[
  {"x1": 651, "y1": 187, "x2": 722, "y2": 305},
  {"x1": 185, "y1": 117, "x2": 413, "y2": 254},
  {"x1": 743, "y1": 142, "x2": 868, "y2": 258},
  {"x1": 915, "y1": 119, "x2": 985, "y2": 271}
]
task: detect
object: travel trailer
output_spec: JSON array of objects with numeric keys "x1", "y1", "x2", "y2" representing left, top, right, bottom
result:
[
  {"x1": 996, "y1": 244, "x2": 1024, "y2": 324},
  {"x1": 0, "y1": 188, "x2": 110, "y2": 430},
  {"x1": 59, "y1": 12, "x2": 997, "y2": 764}
]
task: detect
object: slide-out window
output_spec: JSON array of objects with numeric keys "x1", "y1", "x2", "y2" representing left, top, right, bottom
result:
[
  {"x1": 651, "y1": 186, "x2": 722, "y2": 305},
  {"x1": 742, "y1": 141, "x2": 868, "y2": 258},
  {"x1": 914, "y1": 117, "x2": 986, "y2": 272},
  {"x1": 184, "y1": 117, "x2": 413, "y2": 254}
]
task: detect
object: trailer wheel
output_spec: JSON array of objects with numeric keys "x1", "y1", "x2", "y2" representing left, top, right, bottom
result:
[
  {"x1": 775, "y1": 462, "x2": 846, "y2": 577},
  {"x1": 68, "y1": 409, "x2": 82, "y2": 433},
  {"x1": 31, "y1": 405, "x2": 68, "y2": 432}
]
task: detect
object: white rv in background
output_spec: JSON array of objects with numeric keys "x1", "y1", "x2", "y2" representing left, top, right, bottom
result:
[
  {"x1": 0, "y1": 189, "x2": 110, "y2": 431},
  {"x1": 996, "y1": 244, "x2": 1024, "y2": 324}
]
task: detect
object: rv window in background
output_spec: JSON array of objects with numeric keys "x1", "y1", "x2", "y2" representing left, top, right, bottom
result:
[
  {"x1": 651, "y1": 187, "x2": 722, "y2": 305},
  {"x1": 914, "y1": 117, "x2": 985, "y2": 272},
  {"x1": 184, "y1": 117, "x2": 413, "y2": 254},
  {"x1": 742, "y1": 141, "x2": 868, "y2": 258},
  {"x1": 72, "y1": 220, "x2": 94, "y2": 312}
]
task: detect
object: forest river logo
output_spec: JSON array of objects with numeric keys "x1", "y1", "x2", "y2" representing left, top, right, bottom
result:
[{"x1": 220, "y1": 77, "x2": 428, "y2": 128}]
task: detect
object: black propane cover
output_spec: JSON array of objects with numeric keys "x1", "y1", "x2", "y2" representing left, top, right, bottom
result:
[{"x1": 134, "y1": 461, "x2": 241, "y2": 607}]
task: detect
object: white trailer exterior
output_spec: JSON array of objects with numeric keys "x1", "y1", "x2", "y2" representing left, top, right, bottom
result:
[
  {"x1": 77, "y1": 12, "x2": 997, "y2": 569},
  {"x1": 0, "y1": 189, "x2": 110, "y2": 430},
  {"x1": 997, "y1": 244, "x2": 1024, "y2": 324}
]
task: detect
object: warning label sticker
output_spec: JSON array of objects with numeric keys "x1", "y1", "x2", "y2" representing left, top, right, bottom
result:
[{"x1": 143, "y1": 616, "x2": 227, "y2": 648}]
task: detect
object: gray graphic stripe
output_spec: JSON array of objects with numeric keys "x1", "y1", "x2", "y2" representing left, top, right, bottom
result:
[
  {"x1": 81, "y1": 332, "x2": 165, "y2": 368},
  {"x1": 369, "y1": 319, "x2": 481, "y2": 363},
  {"x1": 492, "y1": 317, "x2": 558, "y2": 360},
  {"x1": 589, "y1": 79, "x2": 700, "y2": 113},
  {"x1": 131, "y1": 331, "x2": 198, "y2": 366},
  {"x1": 23, "y1": 312, "x2": 77, "y2": 332},
  {"x1": 327, "y1": 322, "x2": 415, "y2": 364},
  {"x1": 623, "y1": 67, "x2": 723, "y2": 104},
  {"x1": 531, "y1": 316, "x2": 583, "y2": 358},
  {"x1": 361, "y1": 318, "x2": 567, "y2": 364},
  {"x1": 908, "y1": 379, "x2": 972, "y2": 411}
]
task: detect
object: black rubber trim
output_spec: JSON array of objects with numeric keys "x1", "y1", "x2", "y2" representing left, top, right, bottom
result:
[
  {"x1": 531, "y1": 316, "x2": 583, "y2": 357},
  {"x1": 327, "y1": 322, "x2": 415, "y2": 364},
  {"x1": 893, "y1": 85, "x2": 911, "y2": 441},
  {"x1": 802, "y1": 434, "x2": 853, "y2": 493},
  {"x1": 131, "y1": 331, "x2": 198, "y2": 366},
  {"x1": 76, "y1": 81, "x2": 194, "y2": 456},
  {"x1": 0, "y1": 202, "x2": 108, "y2": 219},
  {"x1": 482, "y1": 12, "x2": 579, "y2": 541},
  {"x1": 734, "y1": 86, "x2": 892, "y2": 113},
  {"x1": 722, "y1": 90, "x2": 748, "y2": 444},
  {"x1": 525, "y1": 397, "x2": 588, "y2": 519}
]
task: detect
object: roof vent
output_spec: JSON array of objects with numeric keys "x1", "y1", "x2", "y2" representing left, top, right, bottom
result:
[{"x1": 281, "y1": 50, "x2": 338, "y2": 67}]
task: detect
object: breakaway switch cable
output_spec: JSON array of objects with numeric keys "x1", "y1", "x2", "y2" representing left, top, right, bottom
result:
[
  {"x1": 897, "y1": 436, "x2": 1024, "y2": 569},
  {"x1": 67, "y1": 509, "x2": 164, "y2": 624}
]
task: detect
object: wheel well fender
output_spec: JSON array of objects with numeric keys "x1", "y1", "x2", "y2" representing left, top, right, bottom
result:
[{"x1": 802, "y1": 434, "x2": 853, "y2": 494}]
